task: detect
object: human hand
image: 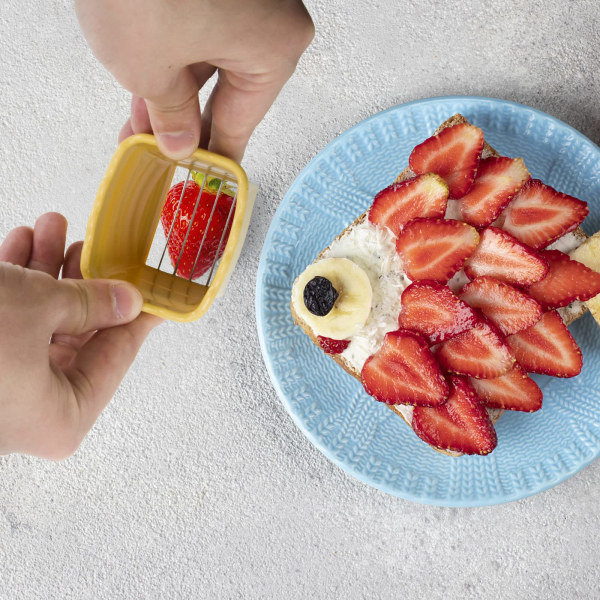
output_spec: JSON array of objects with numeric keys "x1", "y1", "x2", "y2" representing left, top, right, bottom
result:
[
  {"x1": 0, "y1": 213, "x2": 161, "y2": 459},
  {"x1": 75, "y1": 0, "x2": 314, "y2": 162}
]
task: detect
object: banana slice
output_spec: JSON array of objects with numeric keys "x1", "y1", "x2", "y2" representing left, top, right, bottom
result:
[
  {"x1": 570, "y1": 231, "x2": 600, "y2": 328},
  {"x1": 292, "y1": 257, "x2": 373, "y2": 340}
]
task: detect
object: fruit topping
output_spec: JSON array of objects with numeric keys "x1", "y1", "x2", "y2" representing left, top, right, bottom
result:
[
  {"x1": 412, "y1": 375, "x2": 497, "y2": 455},
  {"x1": 368, "y1": 173, "x2": 449, "y2": 237},
  {"x1": 501, "y1": 179, "x2": 588, "y2": 249},
  {"x1": 398, "y1": 281, "x2": 479, "y2": 344},
  {"x1": 570, "y1": 231, "x2": 600, "y2": 329},
  {"x1": 160, "y1": 180, "x2": 234, "y2": 279},
  {"x1": 409, "y1": 123, "x2": 485, "y2": 199},
  {"x1": 318, "y1": 336, "x2": 351, "y2": 354},
  {"x1": 525, "y1": 249, "x2": 600, "y2": 310},
  {"x1": 435, "y1": 319, "x2": 515, "y2": 379},
  {"x1": 459, "y1": 156, "x2": 530, "y2": 228},
  {"x1": 469, "y1": 364, "x2": 542, "y2": 413},
  {"x1": 303, "y1": 276, "x2": 339, "y2": 316},
  {"x1": 291, "y1": 258, "x2": 373, "y2": 340},
  {"x1": 361, "y1": 329, "x2": 449, "y2": 406},
  {"x1": 506, "y1": 310, "x2": 583, "y2": 377},
  {"x1": 464, "y1": 226, "x2": 549, "y2": 286},
  {"x1": 459, "y1": 276, "x2": 542, "y2": 336},
  {"x1": 395, "y1": 218, "x2": 479, "y2": 282}
]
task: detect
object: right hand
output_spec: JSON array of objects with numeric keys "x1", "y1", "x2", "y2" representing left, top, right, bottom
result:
[{"x1": 75, "y1": 0, "x2": 315, "y2": 162}]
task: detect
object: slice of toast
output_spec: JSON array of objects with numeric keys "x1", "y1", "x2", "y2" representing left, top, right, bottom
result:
[{"x1": 291, "y1": 114, "x2": 591, "y2": 456}]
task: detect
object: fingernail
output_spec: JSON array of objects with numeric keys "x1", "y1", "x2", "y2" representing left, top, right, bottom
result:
[
  {"x1": 111, "y1": 283, "x2": 142, "y2": 320},
  {"x1": 157, "y1": 131, "x2": 197, "y2": 160}
]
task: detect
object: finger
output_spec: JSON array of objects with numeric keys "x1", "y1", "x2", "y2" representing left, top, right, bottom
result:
[
  {"x1": 28, "y1": 212, "x2": 68, "y2": 278},
  {"x1": 51, "y1": 278, "x2": 144, "y2": 336},
  {"x1": 66, "y1": 313, "x2": 162, "y2": 432},
  {"x1": 130, "y1": 95, "x2": 152, "y2": 134},
  {"x1": 144, "y1": 67, "x2": 203, "y2": 160},
  {"x1": 62, "y1": 241, "x2": 84, "y2": 280},
  {"x1": 204, "y1": 69, "x2": 290, "y2": 163},
  {"x1": 202, "y1": 4, "x2": 313, "y2": 162},
  {"x1": 199, "y1": 89, "x2": 213, "y2": 152},
  {"x1": 50, "y1": 241, "x2": 93, "y2": 367},
  {"x1": 118, "y1": 118, "x2": 135, "y2": 144},
  {"x1": 0, "y1": 226, "x2": 33, "y2": 266}
]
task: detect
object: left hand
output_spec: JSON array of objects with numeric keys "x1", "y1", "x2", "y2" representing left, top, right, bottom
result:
[{"x1": 0, "y1": 213, "x2": 162, "y2": 459}]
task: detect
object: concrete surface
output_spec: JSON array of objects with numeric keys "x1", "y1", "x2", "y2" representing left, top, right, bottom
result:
[{"x1": 1, "y1": 0, "x2": 599, "y2": 598}]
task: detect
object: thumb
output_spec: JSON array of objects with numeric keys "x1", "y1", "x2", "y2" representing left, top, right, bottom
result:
[
  {"x1": 144, "y1": 67, "x2": 202, "y2": 160},
  {"x1": 52, "y1": 279, "x2": 143, "y2": 336}
]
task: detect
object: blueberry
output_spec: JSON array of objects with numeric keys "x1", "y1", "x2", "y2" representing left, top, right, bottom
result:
[{"x1": 303, "y1": 276, "x2": 339, "y2": 316}]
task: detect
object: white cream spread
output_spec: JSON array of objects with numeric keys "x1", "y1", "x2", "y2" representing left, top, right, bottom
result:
[
  {"x1": 321, "y1": 220, "x2": 411, "y2": 372},
  {"x1": 548, "y1": 230, "x2": 585, "y2": 254}
]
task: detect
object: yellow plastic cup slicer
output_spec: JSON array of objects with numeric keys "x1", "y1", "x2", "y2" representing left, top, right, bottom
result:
[{"x1": 80, "y1": 134, "x2": 257, "y2": 322}]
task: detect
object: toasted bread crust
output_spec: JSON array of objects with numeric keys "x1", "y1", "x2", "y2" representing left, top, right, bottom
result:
[{"x1": 290, "y1": 114, "x2": 588, "y2": 456}]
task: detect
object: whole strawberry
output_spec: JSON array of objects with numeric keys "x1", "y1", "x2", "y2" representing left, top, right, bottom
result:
[{"x1": 160, "y1": 179, "x2": 234, "y2": 279}]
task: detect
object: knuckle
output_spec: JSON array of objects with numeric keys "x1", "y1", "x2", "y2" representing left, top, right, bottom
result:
[
  {"x1": 146, "y1": 87, "x2": 199, "y2": 115},
  {"x1": 69, "y1": 282, "x2": 93, "y2": 333}
]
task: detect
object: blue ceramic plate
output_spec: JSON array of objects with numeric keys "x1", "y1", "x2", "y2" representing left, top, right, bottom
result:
[{"x1": 255, "y1": 96, "x2": 600, "y2": 507}]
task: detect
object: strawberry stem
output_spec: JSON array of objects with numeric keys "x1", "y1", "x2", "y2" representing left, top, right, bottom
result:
[{"x1": 192, "y1": 172, "x2": 235, "y2": 197}]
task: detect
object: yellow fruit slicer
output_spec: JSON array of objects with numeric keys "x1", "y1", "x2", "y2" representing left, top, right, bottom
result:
[{"x1": 80, "y1": 134, "x2": 257, "y2": 322}]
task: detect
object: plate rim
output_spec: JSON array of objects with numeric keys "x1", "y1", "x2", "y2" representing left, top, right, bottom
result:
[{"x1": 255, "y1": 95, "x2": 600, "y2": 507}]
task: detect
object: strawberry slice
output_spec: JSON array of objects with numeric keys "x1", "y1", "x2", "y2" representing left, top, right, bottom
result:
[
  {"x1": 395, "y1": 218, "x2": 479, "y2": 282},
  {"x1": 409, "y1": 123, "x2": 485, "y2": 198},
  {"x1": 368, "y1": 173, "x2": 449, "y2": 237},
  {"x1": 435, "y1": 319, "x2": 515, "y2": 379},
  {"x1": 501, "y1": 179, "x2": 588, "y2": 249},
  {"x1": 318, "y1": 336, "x2": 350, "y2": 354},
  {"x1": 412, "y1": 375, "x2": 497, "y2": 455},
  {"x1": 459, "y1": 156, "x2": 530, "y2": 227},
  {"x1": 506, "y1": 310, "x2": 582, "y2": 377},
  {"x1": 464, "y1": 226, "x2": 548, "y2": 286},
  {"x1": 361, "y1": 330, "x2": 449, "y2": 406},
  {"x1": 469, "y1": 364, "x2": 542, "y2": 412},
  {"x1": 459, "y1": 276, "x2": 542, "y2": 336},
  {"x1": 525, "y1": 250, "x2": 600, "y2": 310},
  {"x1": 398, "y1": 281, "x2": 480, "y2": 344}
]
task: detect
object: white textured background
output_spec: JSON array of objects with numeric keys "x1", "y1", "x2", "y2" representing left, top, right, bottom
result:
[{"x1": 1, "y1": 1, "x2": 600, "y2": 598}]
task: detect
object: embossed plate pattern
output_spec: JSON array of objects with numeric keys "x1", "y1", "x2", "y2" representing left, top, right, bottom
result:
[{"x1": 255, "y1": 96, "x2": 600, "y2": 506}]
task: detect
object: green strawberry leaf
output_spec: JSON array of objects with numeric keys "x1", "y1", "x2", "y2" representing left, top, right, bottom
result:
[{"x1": 192, "y1": 172, "x2": 235, "y2": 197}]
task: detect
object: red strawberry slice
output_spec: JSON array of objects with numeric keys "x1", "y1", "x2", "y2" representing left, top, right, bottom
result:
[
  {"x1": 409, "y1": 123, "x2": 485, "y2": 198},
  {"x1": 501, "y1": 179, "x2": 588, "y2": 249},
  {"x1": 395, "y1": 218, "x2": 479, "y2": 282},
  {"x1": 464, "y1": 226, "x2": 548, "y2": 286},
  {"x1": 459, "y1": 276, "x2": 542, "y2": 336},
  {"x1": 469, "y1": 364, "x2": 542, "y2": 412},
  {"x1": 435, "y1": 319, "x2": 515, "y2": 379},
  {"x1": 368, "y1": 173, "x2": 449, "y2": 237},
  {"x1": 459, "y1": 156, "x2": 530, "y2": 227},
  {"x1": 318, "y1": 336, "x2": 350, "y2": 354},
  {"x1": 161, "y1": 180, "x2": 233, "y2": 279},
  {"x1": 525, "y1": 250, "x2": 600, "y2": 310},
  {"x1": 506, "y1": 310, "x2": 582, "y2": 377},
  {"x1": 412, "y1": 375, "x2": 497, "y2": 455},
  {"x1": 361, "y1": 330, "x2": 449, "y2": 406},
  {"x1": 398, "y1": 281, "x2": 480, "y2": 344}
]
